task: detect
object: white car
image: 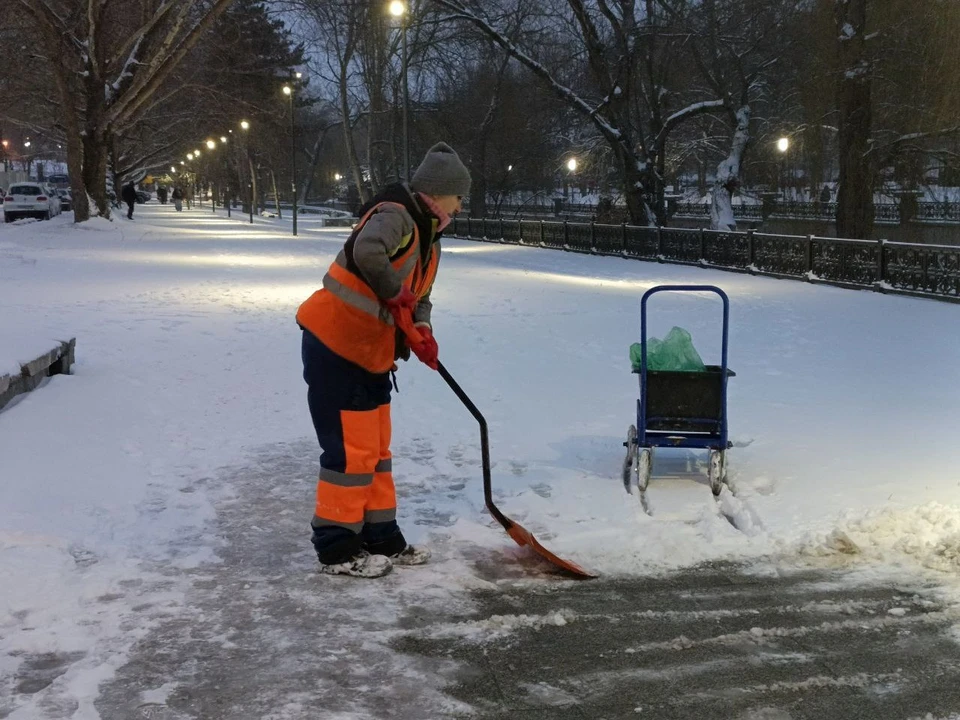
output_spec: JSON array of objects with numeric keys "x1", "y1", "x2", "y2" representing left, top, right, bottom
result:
[{"x1": 2, "y1": 183, "x2": 59, "y2": 222}]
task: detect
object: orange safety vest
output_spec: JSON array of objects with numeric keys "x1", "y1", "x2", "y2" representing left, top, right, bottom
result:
[{"x1": 297, "y1": 201, "x2": 440, "y2": 373}]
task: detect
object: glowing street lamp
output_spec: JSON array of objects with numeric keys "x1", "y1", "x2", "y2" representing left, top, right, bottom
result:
[
  {"x1": 777, "y1": 137, "x2": 790, "y2": 153},
  {"x1": 23, "y1": 141, "x2": 31, "y2": 148},
  {"x1": 566, "y1": 157, "x2": 578, "y2": 172},
  {"x1": 220, "y1": 136, "x2": 227, "y2": 144},
  {"x1": 206, "y1": 139, "x2": 216, "y2": 150},
  {"x1": 187, "y1": 153, "x2": 194, "y2": 161},
  {"x1": 171, "y1": 166, "x2": 177, "y2": 173},
  {"x1": 282, "y1": 85, "x2": 292, "y2": 97},
  {"x1": 240, "y1": 120, "x2": 250, "y2": 130},
  {"x1": 334, "y1": 173, "x2": 342, "y2": 181}
]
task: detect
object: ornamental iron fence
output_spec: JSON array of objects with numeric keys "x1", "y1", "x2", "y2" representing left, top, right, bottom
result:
[
  {"x1": 468, "y1": 199, "x2": 960, "y2": 225},
  {"x1": 450, "y1": 217, "x2": 960, "y2": 302}
]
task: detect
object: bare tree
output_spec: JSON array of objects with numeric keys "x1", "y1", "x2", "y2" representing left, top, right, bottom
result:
[
  {"x1": 660, "y1": 0, "x2": 798, "y2": 230},
  {"x1": 15, "y1": 0, "x2": 236, "y2": 221},
  {"x1": 429, "y1": 0, "x2": 731, "y2": 225},
  {"x1": 293, "y1": 0, "x2": 373, "y2": 203}
]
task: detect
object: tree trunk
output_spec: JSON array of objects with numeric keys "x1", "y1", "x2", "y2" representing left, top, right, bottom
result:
[
  {"x1": 617, "y1": 146, "x2": 655, "y2": 226},
  {"x1": 65, "y1": 129, "x2": 89, "y2": 222},
  {"x1": 710, "y1": 106, "x2": 751, "y2": 232},
  {"x1": 340, "y1": 92, "x2": 368, "y2": 203},
  {"x1": 834, "y1": 0, "x2": 874, "y2": 240},
  {"x1": 470, "y1": 137, "x2": 488, "y2": 218},
  {"x1": 301, "y1": 125, "x2": 333, "y2": 204},
  {"x1": 247, "y1": 156, "x2": 257, "y2": 215},
  {"x1": 82, "y1": 133, "x2": 111, "y2": 219},
  {"x1": 655, "y1": 151, "x2": 667, "y2": 226},
  {"x1": 270, "y1": 169, "x2": 282, "y2": 218},
  {"x1": 470, "y1": 174, "x2": 488, "y2": 218}
]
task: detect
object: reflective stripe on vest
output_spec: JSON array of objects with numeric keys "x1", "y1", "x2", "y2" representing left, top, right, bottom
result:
[
  {"x1": 320, "y1": 250, "x2": 420, "y2": 324},
  {"x1": 322, "y1": 271, "x2": 387, "y2": 322},
  {"x1": 296, "y1": 200, "x2": 436, "y2": 373}
]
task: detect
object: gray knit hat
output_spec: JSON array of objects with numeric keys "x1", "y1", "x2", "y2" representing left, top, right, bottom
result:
[{"x1": 410, "y1": 142, "x2": 472, "y2": 197}]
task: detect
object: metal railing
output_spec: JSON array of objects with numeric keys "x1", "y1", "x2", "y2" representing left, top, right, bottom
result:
[
  {"x1": 450, "y1": 217, "x2": 960, "y2": 302},
  {"x1": 465, "y1": 199, "x2": 960, "y2": 225}
]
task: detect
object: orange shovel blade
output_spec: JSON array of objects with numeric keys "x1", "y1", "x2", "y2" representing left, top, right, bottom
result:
[{"x1": 501, "y1": 516, "x2": 597, "y2": 579}]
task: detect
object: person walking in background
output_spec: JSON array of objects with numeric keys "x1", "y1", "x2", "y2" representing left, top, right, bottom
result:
[
  {"x1": 121, "y1": 181, "x2": 137, "y2": 220},
  {"x1": 296, "y1": 142, "x2": 471, "y2": 578},
  {"x1": 171, "y1": 186, "x2": 183, "y2": 212}
]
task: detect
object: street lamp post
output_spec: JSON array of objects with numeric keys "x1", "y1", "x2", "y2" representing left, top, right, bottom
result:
[
  {"x1": 194, "y1": 149, "x2": 202, "y2": 206},
  {"x1": 23, "y1": 140, "x2": 33, "y2": 177},
  {"x1": 241, "y1": 120, "x2": 254, "y2": 224},
  {"x1": 564, "y1": 156, "x2": 577, "y2": 201},
  {"x1": 219, "y1": 136, "x2": 231, "y2": 218},
  {"x1": 185, "y1": 154, "x2": 194, "y2": 209},
  {"x1": 206, "y1": 139, "x2": 217, "y2": 213},
  {"x1": 389, "y1": 1, "x2": 409, "y2": 180},
  {"x1": 284, "y1": 74, "x2": 301, "y2": 237},
  {"x1": 777, "y1": 136, "x2": 790, "y2": 201}
]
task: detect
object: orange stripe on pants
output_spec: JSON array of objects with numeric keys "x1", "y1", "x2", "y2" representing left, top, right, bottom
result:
[
  {"x1": 313, "y1": 407, "x2": 381, "y2": 527},
  {"x1": 367, "y1": 403, "x2": 396, "y2": 515},
  {"x1": 314, "y1": 481, "x2": 368, "y2": 528},
  {"x1": 341, "y1": 408, "x2": 382, "y2": 475}
]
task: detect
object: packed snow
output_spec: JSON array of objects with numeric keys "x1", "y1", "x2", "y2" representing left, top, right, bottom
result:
[{"x1": 1, "y1": 202, "x2": 959, "y2": 716}]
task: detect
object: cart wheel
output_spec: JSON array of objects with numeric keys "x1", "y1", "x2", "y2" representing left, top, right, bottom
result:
[
  {"x1": 622, "y1": 425, "x2": 638, "y2": 494},
  {"x1": 637, "y1": 448, "x2": 652, "y2": 493},
  {"x1": 709, "y1": 449, "x2": 727, "y2": 496}
]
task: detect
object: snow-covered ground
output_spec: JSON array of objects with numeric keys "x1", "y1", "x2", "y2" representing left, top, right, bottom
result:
[{"x1": 1, "y1": 203, "x2": 960, "y2": 717}]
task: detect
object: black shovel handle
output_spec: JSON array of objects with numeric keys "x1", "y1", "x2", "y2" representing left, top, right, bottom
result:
[{"x1": 436, "y1": 361, "x2": 512, "y2": 531}]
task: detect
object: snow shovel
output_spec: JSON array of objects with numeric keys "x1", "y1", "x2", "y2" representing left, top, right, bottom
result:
[{"x1": 396, "y1": 313, "x2": 597, "y2": 579}]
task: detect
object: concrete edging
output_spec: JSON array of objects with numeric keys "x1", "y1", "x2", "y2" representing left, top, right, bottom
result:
[{"x1": 0, "y1": 338, "x2": 76, "y2": 411}]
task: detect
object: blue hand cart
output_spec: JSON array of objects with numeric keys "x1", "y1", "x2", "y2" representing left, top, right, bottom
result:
[{"x1": 622, "y1": 285, "x2": 735, "y2": 496}]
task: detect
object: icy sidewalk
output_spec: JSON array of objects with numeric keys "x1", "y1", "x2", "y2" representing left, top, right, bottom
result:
[
  {"x1": 88, "y1": 438, "x2": 960, "y2": 720},
  {"x1": 91, "y1": 438, "x2": 481, "y2": 719},
  {"x1": 3, "y1": 202, "x2": 960, "y2": 718},
  {"x1": 398, "y1": 566, "x2": 960, "y2": 719}
]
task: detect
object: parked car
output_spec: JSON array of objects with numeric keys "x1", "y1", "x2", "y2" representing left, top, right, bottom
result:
[
  {"x1": 135, "y1": 190, "x2": 151, "y2": 204},
  {"x1": 3, "y1": 183, "x2": 58, "y2": 222},
  {"x1": 42, "y1": 185, "x2": 62, "y2": 217},
  {"x1": 59, "y1": 188, "x2": 73, "y2": 211}
]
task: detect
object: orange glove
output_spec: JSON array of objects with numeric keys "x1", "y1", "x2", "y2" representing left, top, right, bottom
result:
[
  {"x1": 410, "y1": 324, "x2": 439, "y2": 370},
  {"x1": 385, "y1": 286, "x2": 417, "y2": 326}
]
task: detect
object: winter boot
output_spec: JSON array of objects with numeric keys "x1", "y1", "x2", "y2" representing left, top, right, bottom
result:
[
  {"x1": 389, "y1": 545, "x2": 431, "y2": 566},
  {"x1": 363, "y1": 530, "x2": 430, "y2": 567},
  {"x1": 320, "y1": 550, "x2": 393, "y2": 578}
]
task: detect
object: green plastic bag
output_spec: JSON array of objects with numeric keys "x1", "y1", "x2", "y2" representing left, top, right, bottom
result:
[{"x1": 630, "y1": 326, "x2": 706, "y2": 372}]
